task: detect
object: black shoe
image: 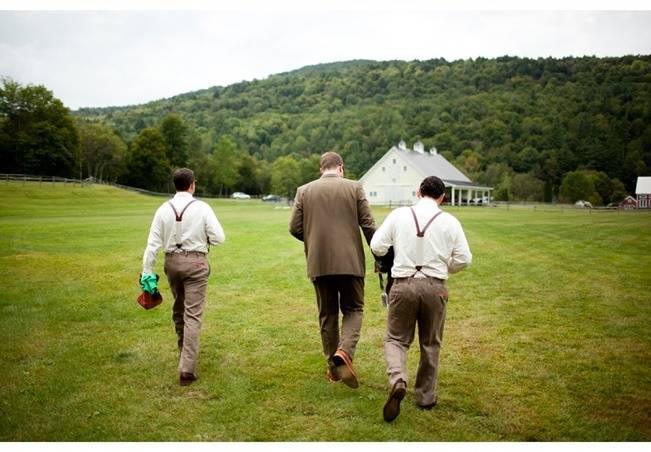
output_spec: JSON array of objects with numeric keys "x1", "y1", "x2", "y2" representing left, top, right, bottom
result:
[
  {"x1": 180, "y1": 372, "x2": 197, "y2": 386},
  {"x1": 383, "y1": 379, "x2": 407, "y2": 422}
]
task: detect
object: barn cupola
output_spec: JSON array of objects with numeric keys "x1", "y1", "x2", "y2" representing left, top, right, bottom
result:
[{"x1": 413, "y1": 140, "x2": 424, "y2": 154}]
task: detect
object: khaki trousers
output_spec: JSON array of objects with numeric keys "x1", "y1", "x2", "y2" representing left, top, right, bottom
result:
[
  {"x1": 312, "y1": 275, "x2": 364, "y2": 364},
  {"x1": 164, "y1": 251, "x2": 210, "y2": 375},
  {"x1": 384, "y1": 277, "x2": 447, "y2": 406}
]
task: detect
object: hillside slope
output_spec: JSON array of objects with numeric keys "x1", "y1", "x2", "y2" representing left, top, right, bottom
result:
[{"x1": 76, "y1": 56, "x2": 651, "y2": 191}]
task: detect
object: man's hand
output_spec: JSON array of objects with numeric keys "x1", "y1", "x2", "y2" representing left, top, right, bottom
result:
[{"x1": 139, "y1": 273, "x2": 160, "y2": 294}]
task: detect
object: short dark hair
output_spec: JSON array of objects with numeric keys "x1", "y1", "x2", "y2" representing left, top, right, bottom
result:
[
  {"x1": 419, "y1": 176, "x2": 446, "y2": 199},
  {"x1": 172, "y1": 168, "x2": 195, "y2": 191},
  {"x1": 320, "y1": 151, "x2": 343, "y2": 171}
]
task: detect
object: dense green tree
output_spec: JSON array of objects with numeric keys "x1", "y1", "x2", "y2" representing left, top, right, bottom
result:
[
  {"x1": 77, "y1": 121, "x2": 127, "y2": 182},
  {"x1": 511, "y1": 172, "x2": 544, "y2": 202},
  {"x1": 121, "y1": 127, "x2": 170, "y2": 192},
  {"x1": 587, "y1": 171, "x2": 613, "y2": 206},
  {"x1": 159, "y1": 113, "x2": 189, "y2": 168},
  {"x1": 0, "y1": 78, "x2": 79, "y2": 177},
  {"x1": 559, "y1": 171, "x2": 597, "y2": 204},
  {"x1": 298, "y1": 154, "x2": 321, "y2": 185},
  {"x1": 210, "y1": 136, "x2": 240, "y2": 196},
  {"x1": 610, "y1": 178, "x2": 628, "y2": 204},
  {"x1": 271, "y1": 155, "x2": 301, "y2": 198}
]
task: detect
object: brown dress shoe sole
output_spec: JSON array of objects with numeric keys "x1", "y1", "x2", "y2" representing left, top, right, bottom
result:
[{"x1": 383, "y1": 383, "x2": 407, "y2": 422}]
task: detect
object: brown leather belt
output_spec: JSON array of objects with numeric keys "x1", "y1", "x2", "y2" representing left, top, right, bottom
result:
[
  {"x1": 165, "y1": 250, "x2": 207, "y2": 256},
  {"x1": 393, "y1": 276, "x2": 445, "y2": 283}
]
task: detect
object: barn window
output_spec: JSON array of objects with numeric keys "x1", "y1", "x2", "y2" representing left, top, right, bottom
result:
[
  {"x1": 412, "y1": 191, "x2": 416, "y2": 196},
  {"x1": 403, "y1": 166, "x2": 407, "y2": 171},
  {"x1": 392, "y1": 159, "x2": 396, "y2": 164},
  {"x1": 382, "y1": 166, "x2": 385, "y2": 172}
]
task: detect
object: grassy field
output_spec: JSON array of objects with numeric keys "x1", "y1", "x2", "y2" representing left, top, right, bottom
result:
[{"x1": 0, "y1": 181, "x2": 650, "y2": 441}]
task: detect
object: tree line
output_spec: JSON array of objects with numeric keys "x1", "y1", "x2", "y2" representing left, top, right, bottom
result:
[{"x1": 3, "y1": 55, "x2": 651, "y2": 204}]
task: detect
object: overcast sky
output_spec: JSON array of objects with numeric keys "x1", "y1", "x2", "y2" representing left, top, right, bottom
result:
[{"x1": 1, "y1": 9, "x2": 650, "y2": 110}]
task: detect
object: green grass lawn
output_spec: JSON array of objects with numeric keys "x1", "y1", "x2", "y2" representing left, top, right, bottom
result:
[{"x1": 0, "y1": 181, "x2": 649, "y2": 441}]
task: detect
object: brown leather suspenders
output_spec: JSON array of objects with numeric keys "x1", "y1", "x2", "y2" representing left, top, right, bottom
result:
[
  {"x1": 409, "y1": 207, "x2": 442, "y2": 276},
  {"x1": 168, "y1": 200, "x2": 197, "y2": 249}
]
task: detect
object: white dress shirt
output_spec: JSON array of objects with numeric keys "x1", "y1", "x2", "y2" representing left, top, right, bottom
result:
[
  {"x1": 142, "y1": 192, "x2": 225, "y2": 274},
  {"x1": 370, "y1": 197, "x2": 472, "y2": 279}
]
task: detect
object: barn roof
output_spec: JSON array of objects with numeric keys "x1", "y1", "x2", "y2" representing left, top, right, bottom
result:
[
  {"x1": 399, "y1": 148, "x2": 473, "y2": 184},
  {"x1": 636, "y1": 177, "x2": 651, "y2": 194}
]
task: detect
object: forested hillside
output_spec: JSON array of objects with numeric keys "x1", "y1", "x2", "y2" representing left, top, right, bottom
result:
[{"x1": 3, "y1": 56, "x2": 650, "y2": 203}]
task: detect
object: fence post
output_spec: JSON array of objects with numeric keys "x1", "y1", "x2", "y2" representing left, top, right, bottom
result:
[{"x1": 39, "y1": 176, "x2": 42, "y2": 187}]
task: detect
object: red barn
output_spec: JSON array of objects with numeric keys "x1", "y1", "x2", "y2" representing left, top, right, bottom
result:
[{"x1": 619, "y1": 196, "x2": 637, "y2": 209}]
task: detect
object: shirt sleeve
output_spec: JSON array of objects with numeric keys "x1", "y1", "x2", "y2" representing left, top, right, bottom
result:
[
  {"x1": 289, "y1": 187, "x2": 304, "y2": 241},
  {"x1": 142, "y1": 206, "x2": 164, "y2": 275},
  {"x1": 448, "y1": 218, "x2": 472, "y2": 274},
  {"x1": 370, "y1": 210, "x2": 396, "y2": 256},
  {"x1": 205, "y1": 203, "x2": 225, "y2": 245}
]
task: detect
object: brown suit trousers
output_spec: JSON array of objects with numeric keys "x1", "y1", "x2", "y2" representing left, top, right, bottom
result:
[
  {"x1": 384, "y1": 277, "x2": 448, "y2": 406},
  {"x1": 313, "y1": 275, "x2": 365, "y2": 361},
  {"x1": 164, "y1": 251, "x2": 210, "y2": 375}
]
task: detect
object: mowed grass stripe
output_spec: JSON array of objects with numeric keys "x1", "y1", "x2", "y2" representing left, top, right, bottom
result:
[{"x1": 0, "y1": 181, "x2": 649, "y2": 440}]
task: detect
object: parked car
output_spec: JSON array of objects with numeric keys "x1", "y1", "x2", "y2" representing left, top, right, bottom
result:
[
  {"x1": 262, "y1": 194, "x2": 281, "y2": 202},
  {"x1": 574, "y1": 200, "x2": 593, "y2": 208},
  {"x1": 231, "y1": 192, "x2": 251, "y2": 200},
  {"x1": 470, "y1": 196, "x2": 490, "y2": 205}
]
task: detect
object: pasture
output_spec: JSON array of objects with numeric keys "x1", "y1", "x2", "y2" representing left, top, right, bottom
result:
[{"x1": 0, "y1": 181, "x2": 649, "y2": 441}]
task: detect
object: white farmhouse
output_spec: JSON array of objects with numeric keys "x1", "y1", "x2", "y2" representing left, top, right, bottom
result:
[{"x1": 359, "y1": 140, "x2": 493, "y2": 206}]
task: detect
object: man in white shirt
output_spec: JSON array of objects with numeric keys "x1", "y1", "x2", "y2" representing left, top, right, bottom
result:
[
  {"x1": 370, "y1": 176, "x2": 472, "y2": 422},
  {"x1": 142, "y1": 168, "x2": 225, "y2": 386}
]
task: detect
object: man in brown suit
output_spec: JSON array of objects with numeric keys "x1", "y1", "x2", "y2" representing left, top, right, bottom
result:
[{"x1": 289, "y1": 151, "x2": 376, "y2": 388}]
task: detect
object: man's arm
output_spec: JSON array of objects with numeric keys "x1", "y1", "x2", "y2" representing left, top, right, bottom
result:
[
  {"x1": 289, "y1": 187, "x2": 304, "y2": 241},
  {"x1": 142, "y1": 207, "x2": 164, "y2": 274},
  {"x1": 356, "y1": 183, "x2": 376, "y2": 245},
  {"x1": 205, "y1": 204, "x2": 226, "y2": 245},
  {"x1": 370, "y1": 210, "x2": 395, "y2": 257},
  {"x1": 448, "y1": 219, "x2": 472, "y2": 274}
]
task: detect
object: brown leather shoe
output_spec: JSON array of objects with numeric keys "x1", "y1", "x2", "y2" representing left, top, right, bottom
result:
[
  {"x1": 180, "y1": 372, "x2": 197, "y2": 386},
  {"x1": 332, "y1": 349, "x2": 359, "y2": 389},
  {"x1": 383, "y1": 379, "x2": 407, "y2": 422},
  {"x1": 325, "y1": 365, "x2": 341, "y2": 383}
]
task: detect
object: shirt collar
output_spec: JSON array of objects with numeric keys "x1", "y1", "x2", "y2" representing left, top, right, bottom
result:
[
  {"x1": 174, "y1": 191, "x2": 194, "y2": 199},
  {"x1": 320, "y1": 173, "x2": 341, "y2": 178},
  {"x1": 417, "y1": 197, "x2": 440, "y2": 210}
]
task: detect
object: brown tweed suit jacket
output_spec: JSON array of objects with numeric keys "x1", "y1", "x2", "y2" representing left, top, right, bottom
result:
[{"x1": 289, "y1": 173, "x2": 376, "y2": 279}]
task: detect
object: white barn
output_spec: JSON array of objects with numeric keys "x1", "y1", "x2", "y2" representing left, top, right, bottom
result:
[
  {"x1": 359, "y1": 140, "x2": 493, "y2": 206},
  {"x1": 635, "y1": 176, "x2": 651, "y2": 209}
]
